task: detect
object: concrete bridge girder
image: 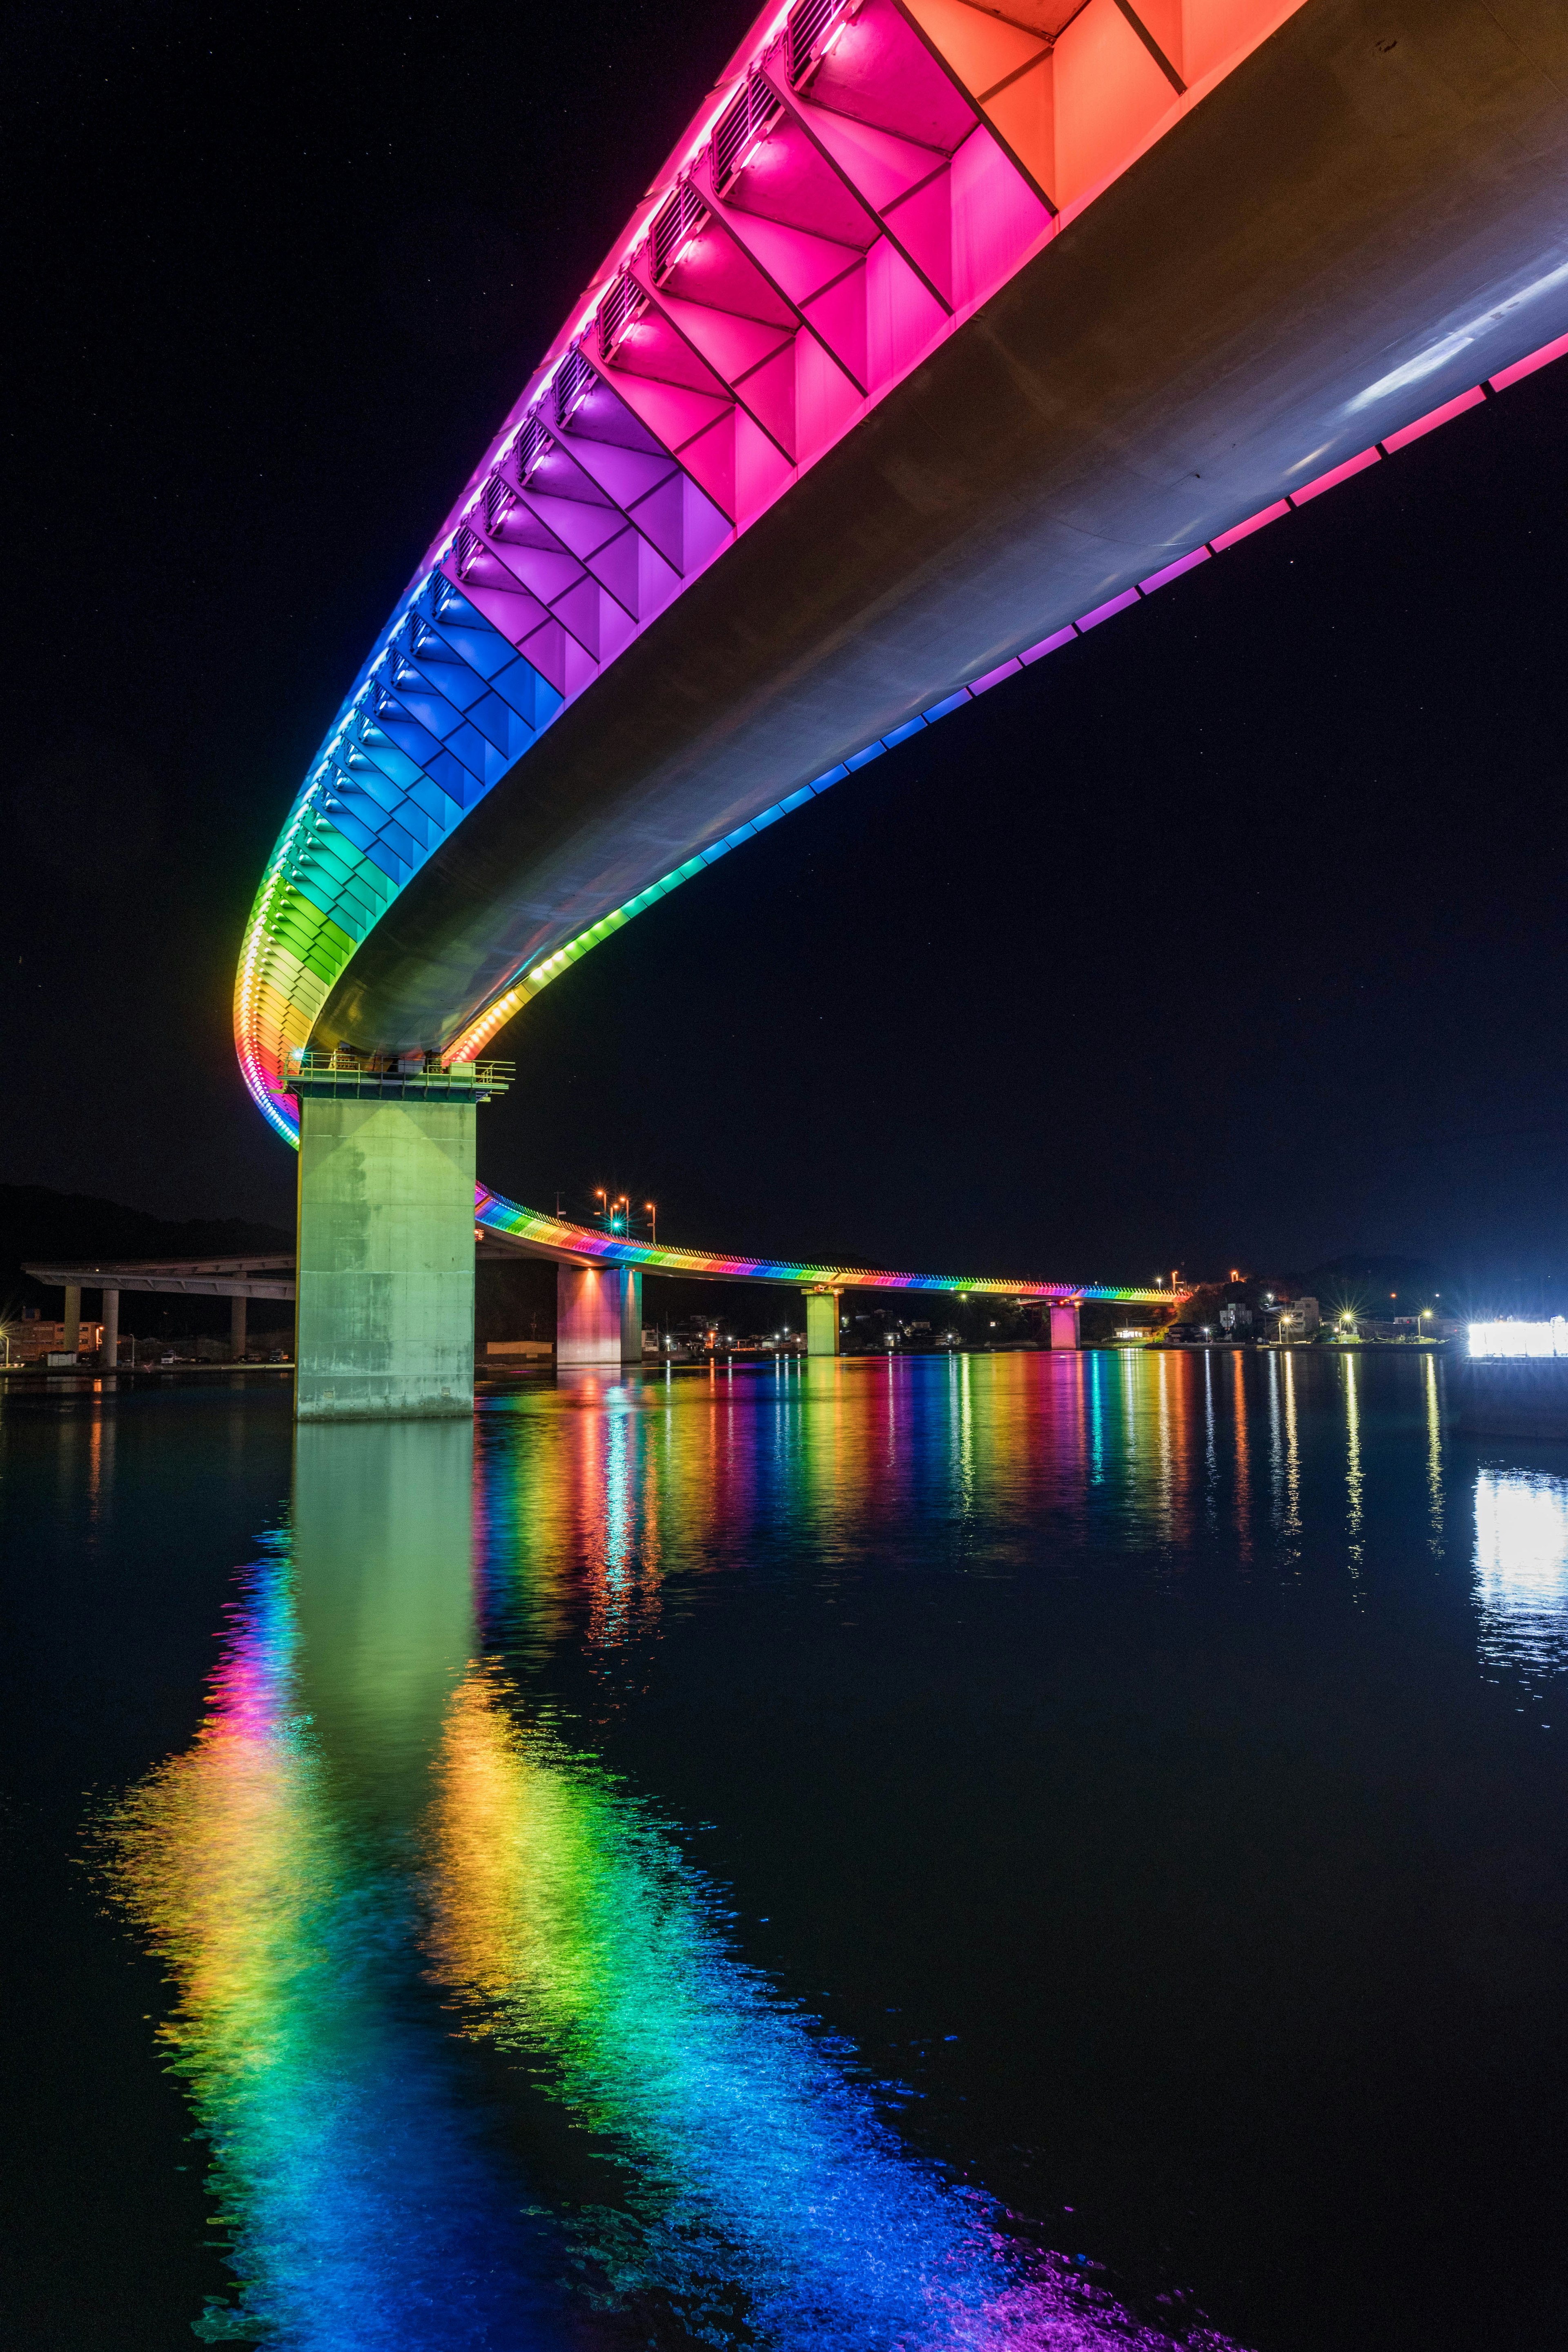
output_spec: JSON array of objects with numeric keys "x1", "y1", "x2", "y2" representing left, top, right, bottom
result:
[
  {"x1": 804, "y1": 1290, "x2": 841, "y2": 1357},
  {"x1": 556, "y1": 1264, "x2": 644, "y2": 1368},
  {"x1": 1050, "y1": 1301, "x2": 1081, "y2": 1350}
]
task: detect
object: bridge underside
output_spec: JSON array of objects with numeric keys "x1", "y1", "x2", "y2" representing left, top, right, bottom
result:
[
  {"x1": 229, "y1": 0, "x2": 1568, "y2": 1416},
  {"x1": 311, "y1": 0, "x2": 1568, "y2": 1063}
]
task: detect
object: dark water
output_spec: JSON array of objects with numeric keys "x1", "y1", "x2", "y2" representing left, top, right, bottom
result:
[{"x1": 2, "y1": 1351, "x2": 1565, "y2": 2352}]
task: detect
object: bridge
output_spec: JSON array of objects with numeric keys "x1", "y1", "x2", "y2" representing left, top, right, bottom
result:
[
  {"x1": 22, "y1": 1210, "x2": 1167, "y2": 1374},
  {"x1": 232, "y1": 0, "x2": 1568, "y2": 1417}
]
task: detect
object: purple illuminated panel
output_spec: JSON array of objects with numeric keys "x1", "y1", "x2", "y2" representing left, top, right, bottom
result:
[
  {"x1": 1076, "y1": 586, "x2": 1142, "y2": 630},
  {"x1": 1138, "y1": 547, "x2": 1210, "y2": 594},
  {"x1": 1020, "y1": 626, "x2": 1080, "y2": 664},
  {"x1": 970, "y1": 657, "x2": 1024, "y2": 694}
]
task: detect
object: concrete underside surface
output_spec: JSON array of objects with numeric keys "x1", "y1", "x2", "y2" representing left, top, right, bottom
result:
[
  {"x1": 806, "y1": 1293, "x2": 840, "y2": 1356},
  {"x1": 314, "y1": 0, "x2": 1568, "y2": 1061},
  {"x1": 296, "y1": 1095, "x2": 476, "y2": 1420}
]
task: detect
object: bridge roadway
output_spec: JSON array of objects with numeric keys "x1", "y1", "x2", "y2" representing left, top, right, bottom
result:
[
  {"x1": 231, "y1": 0, "x2": 1568, "y2": 1417},
  {"x1": 24, "y1": 1213, "x2": 1174, "y2": 1371}
]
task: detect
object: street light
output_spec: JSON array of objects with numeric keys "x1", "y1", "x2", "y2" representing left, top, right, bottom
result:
[{"x1": 646, "y1": 1201, "x2": 657, "y2": 1245}]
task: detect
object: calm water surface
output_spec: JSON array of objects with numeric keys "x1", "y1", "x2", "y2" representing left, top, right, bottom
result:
[{"x1": 2, "y1": 1352, "x2": 1565, "y2": 2351}]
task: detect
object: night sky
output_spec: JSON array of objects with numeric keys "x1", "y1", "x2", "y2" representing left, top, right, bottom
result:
[{"x1": 9, "y1": 0, "x2": 1568, "y2": 1297}]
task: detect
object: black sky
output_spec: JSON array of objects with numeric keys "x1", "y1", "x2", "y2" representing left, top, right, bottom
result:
[{"x1": 7, "y1": 0, "x2": 1568, "y2": 1295}]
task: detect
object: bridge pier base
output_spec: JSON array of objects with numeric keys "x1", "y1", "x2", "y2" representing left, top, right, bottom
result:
[
  {"x1": 294, "y1": 1091, "x2": 477, "y2": 1422},
  {"x1": 63, "y1": 1284, "x2": 81, "y2": 1358},
  {"x1": 557, "y1": 1265, "x2": 643, "y2": 1368},
  {"x1": 1048, "y1": 1301, "x2": 1081, "y2": 1350},
  {"x1": 230, "y1": 1294, "x2": 247, "y2": 1363},
  {"x1": 804, "y1": 1290, "x2": 840, "y2": 1357},
  {"x1": 100, "y1": 1288, "x2": 118, "y2": 1370}
]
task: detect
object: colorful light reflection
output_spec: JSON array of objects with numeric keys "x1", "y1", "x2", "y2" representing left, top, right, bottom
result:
[{"x1": 104, "y1": 1393, "x2": 1256, "y2": 2349}]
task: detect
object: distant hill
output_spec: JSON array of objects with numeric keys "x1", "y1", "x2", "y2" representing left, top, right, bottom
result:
[
  {"x1": 1298, "y1": 1252, "x2": 1446, "y2": 1304},
  {"x1": 2, "y1": 1185, "x2": 292, "y2": 1309}
]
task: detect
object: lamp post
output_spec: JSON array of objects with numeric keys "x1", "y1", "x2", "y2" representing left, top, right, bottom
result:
[{"x1": 645, "y1": 1201, "x2": 657, "y2": 1246}]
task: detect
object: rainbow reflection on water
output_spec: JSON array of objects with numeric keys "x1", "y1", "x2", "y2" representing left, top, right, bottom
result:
[
  {"x1": 428, "y1": 1662, "x2": 1241, "y2": 2350},
  {"x1": 105, "y1": 1376, "x2": 1258, "y2": 2350}
]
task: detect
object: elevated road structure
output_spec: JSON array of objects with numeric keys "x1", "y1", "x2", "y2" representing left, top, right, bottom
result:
[
  {"x1": 232, "y1": 0, "x2": 1568, "y2": 1415},
  {"x1": 20, "y1": 1256, "x2": 294, "y2": 1370},
  {"x1": 24, "y1": 1221, "x2": 1170, "y2": 1374}
]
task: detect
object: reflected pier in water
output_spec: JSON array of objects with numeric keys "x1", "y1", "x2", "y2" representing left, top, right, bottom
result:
[
  {"x1": 68, "y1": 1349, "x2": 1568, "y2": 2350},
  {"x1": 110, "y1": 1425, "x2": 565, "y2": 2348}
]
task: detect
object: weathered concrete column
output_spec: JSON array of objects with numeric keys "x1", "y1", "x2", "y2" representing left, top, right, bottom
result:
[
  {"x1": 1048, "y1": 1300, "x2": 1081, "y2": 1350},
  {"x1": 557, "y1": 1265, "x2": 643, "y2": 1366},
  {"x1": 63, "y1": 1283, "x2": 81, "y2": 1357},
  {"x1": 804, "y1": 1289, "x2": 840, "y2": 1356},
  {"x1": 620, "y1": 1267, "x2": 644, "y2": 1365},
  {"x1": 230, "y1": 1293, "x2": 248, "y2": 1363},
  {"x1": 294, "y1": 1090, "x2": 477, "y2": 1421},
  {"x1": 99, "y1": 1288, "x2": 119, "y2": 1370}
]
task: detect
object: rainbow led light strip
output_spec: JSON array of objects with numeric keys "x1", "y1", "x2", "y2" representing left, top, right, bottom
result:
[
  {"x1": 474, "y1": 1185, "x2": 1168, "y2": 1301},
  {"x1": 236, "y1": 0, "x2": 1326, "y2": 1140}
]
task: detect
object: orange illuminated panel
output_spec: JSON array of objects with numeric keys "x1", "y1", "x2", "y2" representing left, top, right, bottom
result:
[
  {"x1": 1184, "y1": 0, "x2": 1289, "y2": 89},
  {"x1": 1052, "y1": 0, "x2": 1179, "y2": 210}
]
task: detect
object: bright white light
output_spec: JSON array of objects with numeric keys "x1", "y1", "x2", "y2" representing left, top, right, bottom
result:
[
  {"x1": 1469, "y1": 1319, "x2": 1568, "y2": 1358},
  {"x1": 1474, "y1": 1470, "x2": 1568, "y2": 1675}
]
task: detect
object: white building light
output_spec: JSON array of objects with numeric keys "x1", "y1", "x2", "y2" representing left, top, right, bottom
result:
[{"x1": 1469, "y1": 1319, "x2": 1568, "y2": 1358}]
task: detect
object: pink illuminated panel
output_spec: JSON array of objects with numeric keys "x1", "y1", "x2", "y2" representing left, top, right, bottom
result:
[{"x1": 1381, "y1": 386, "x2": 1488, "y2": 451}]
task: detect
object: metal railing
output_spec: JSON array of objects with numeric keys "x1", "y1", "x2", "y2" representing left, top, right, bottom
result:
[{"x1": 287, "y1": 1051, "x2": 513, "y2": 1093}]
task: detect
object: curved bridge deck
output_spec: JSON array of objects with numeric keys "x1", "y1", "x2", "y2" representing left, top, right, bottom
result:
[
  {"x1": 474, "y1": 1185, "x2": 1169, "y2": 1302},
  {"x1": 237, "y1": 0, "x2": 1568, "y2": 1145}
]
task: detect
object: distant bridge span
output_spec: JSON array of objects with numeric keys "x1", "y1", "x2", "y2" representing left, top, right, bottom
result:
[
  {"x1": 23, "y1": 1218, "x2": 1172, "y2": 1374},
  {"x1": 232, "y1": 0, "x2": 1568, "y2": 1412},
  {"x1": 472, "y1": 1189, "x2": 1169, "y2": 1303}
]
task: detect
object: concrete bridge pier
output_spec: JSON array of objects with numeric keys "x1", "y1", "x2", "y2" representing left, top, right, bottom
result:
[
  {"x1": 1049, "y1": 1301, "x2": 1081, "y2": 1350},
  {"x1": 63, "y1": 1284, "x2": 81, "y2": 1357},
  {"x1": 804, "y1": 1290, "x2": 840, "y2": 1357},
  {"x1": 556, "y1": 1265, "x2": 643, "y2": 1367},
  {"x1": 229, "y1": 1293, "x2": 247, "y2": 1363},
  {"x1": 99, "y1": 1288, "x2": 118, "y2": 1370},
  {"x1": 292, "y1": 1058, "x2": 508, "y2": 1422}
]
